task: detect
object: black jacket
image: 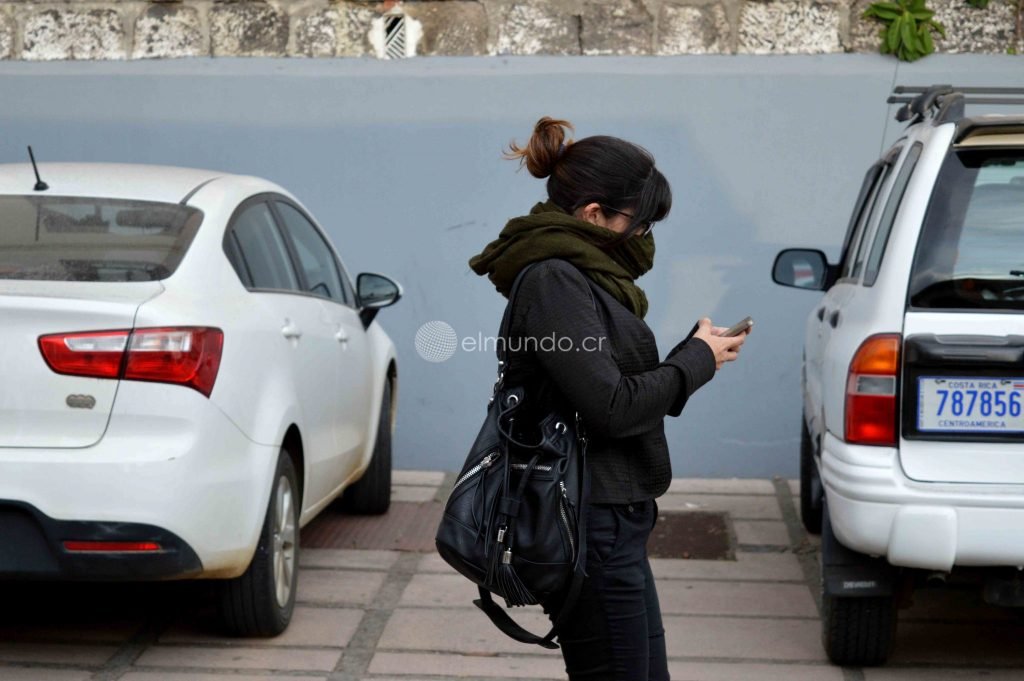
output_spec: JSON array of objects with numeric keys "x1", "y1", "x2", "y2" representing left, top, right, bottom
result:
[{"x1": 501, "y1": 258, "x2": 717, "y2": 504}]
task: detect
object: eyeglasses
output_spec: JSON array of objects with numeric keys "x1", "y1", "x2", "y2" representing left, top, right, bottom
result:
[{"x1": 601, "y1": 205, "x2": 653, "y2": 236}]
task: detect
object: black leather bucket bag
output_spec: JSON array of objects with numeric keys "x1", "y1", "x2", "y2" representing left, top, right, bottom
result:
[{"x1": 435, "y1": 262, "x2": 590, "y2": 650}]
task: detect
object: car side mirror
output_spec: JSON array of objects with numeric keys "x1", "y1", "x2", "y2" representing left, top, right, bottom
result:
[
  {"x1": 357, "y1": 272, "x2": 402, "y2": 328},
  {"x1": 772, "y1": 249, "x2": 834, "y2": 291}
]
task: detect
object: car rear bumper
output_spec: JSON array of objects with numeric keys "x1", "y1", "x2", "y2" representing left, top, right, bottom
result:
[
  {"x1": 0, "y1": 500, "x2": 202, "y2": 580},
  {"x1": 0, "y1": 382, "x2": 281, "y2": 579},
  {"x1": 821, "y1": 431, "x2": 1024, "y2": 571}
]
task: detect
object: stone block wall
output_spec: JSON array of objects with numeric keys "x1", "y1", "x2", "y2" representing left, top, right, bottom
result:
[{"x1": 0, "y1": 0, "x2": 1018, "y2": 60}]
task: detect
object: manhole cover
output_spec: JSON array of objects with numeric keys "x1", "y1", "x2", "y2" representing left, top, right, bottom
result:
[
  {"x1": 300, "y1": 501, "x2": 442, "y2": 552},
  {"x1": 648, "y1": 510, "x2": 734, "y2": 560}
]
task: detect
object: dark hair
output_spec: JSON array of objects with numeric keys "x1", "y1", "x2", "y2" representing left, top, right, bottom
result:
[{"x1": 505, "y1": 117, "x2": 671, "y2": 244}]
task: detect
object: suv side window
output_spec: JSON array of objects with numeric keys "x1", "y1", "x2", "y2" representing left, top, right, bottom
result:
[
  {"x1": 274, "y1": 201, "x2": 347, "y2": 304},
  {"x1": 228, "y1": 201, "x2": 300, "y2": 292},
  {"x1": 838, "y1": 162, "x2": 886, "y2": 280},
  {"x1": 849, "y1": 147, "x2": 902, "y2": 280},
  {"x1": 863, "y1": 143, "x2": 924, "y2": 286}
]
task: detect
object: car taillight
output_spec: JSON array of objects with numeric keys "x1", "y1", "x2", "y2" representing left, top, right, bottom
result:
[
  {"x1": 63, "y1": 541, "x2": 162, "y2": 552},
  {"x1": 39, "y1": 327, "x2": 224, "y2": 397},
  {"x1": 845, "y1": 334, "x2": 901, "y2": 446}
]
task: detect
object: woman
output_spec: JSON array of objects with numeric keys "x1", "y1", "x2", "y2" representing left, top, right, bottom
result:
[{"x1": 468, "y1": 117, "x2": 747, "y2": 681}]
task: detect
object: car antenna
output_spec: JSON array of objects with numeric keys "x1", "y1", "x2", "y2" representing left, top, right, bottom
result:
[{"x1": 27, "y1": 146, "x2": 49, "y2": 191}]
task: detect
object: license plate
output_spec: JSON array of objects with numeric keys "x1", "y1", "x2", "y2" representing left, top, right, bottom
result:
[{"x1": 918, "y1": 377, "x2": 1024, "y2": 433}]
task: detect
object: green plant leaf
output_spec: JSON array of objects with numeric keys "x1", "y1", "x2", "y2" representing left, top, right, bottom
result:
[
  {"x1": 886, "y1": 18, "x2": 902, "y2": 52},
  {"x1": 874, "y1": 7, "x2": 903, "y2": 19},
  {"x1": 911, "y1": 9, "x2": 935, "y2": 19},
  {"x1": 909, "y1": 0, "x2": 927, "y2": 12},
  {"x1": 931, "y1": 19, "x2": 947, "y2": 38},
  {"x1": 901, "y1": 14, "x2": 918, "y2": 51},
  {"x1": 920, "y1": 23, "x2": 935, "y2": 53}
]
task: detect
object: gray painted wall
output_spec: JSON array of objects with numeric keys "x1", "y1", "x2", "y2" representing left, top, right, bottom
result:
[{"x1": 1, "y1": 55, "x2": 1021, "y2": 476}]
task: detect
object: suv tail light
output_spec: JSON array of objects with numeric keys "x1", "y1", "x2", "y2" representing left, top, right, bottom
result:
[
  {"x1": 39, "y1": 327, "x2": 224, "y2": 397},
  {"x1": 846, "y1": 334, "x2": 901, "y2": 446}
]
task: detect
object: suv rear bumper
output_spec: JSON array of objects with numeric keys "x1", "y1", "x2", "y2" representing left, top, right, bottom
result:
[
  {"x1": 821, "y1": 432, "x2": 1024, "y2": 571},
  {"x1": 0, "y1": 500, "x2": 202, "y2": 580}
]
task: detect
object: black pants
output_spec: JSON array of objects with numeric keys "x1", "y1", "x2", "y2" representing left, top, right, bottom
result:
[{"x1": 544, "y1": 499, "x2": 669, "y2": 681}]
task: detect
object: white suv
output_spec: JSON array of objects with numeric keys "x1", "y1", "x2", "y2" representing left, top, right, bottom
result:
[{"x1": 773, "y1": 85, "x2": 1024, "y2": 666}]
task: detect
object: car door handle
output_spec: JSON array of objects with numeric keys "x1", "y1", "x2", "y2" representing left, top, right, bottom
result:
[
  {"x1": 282, "y1": 321, "x2": 303, "y2": 340},
  {"x1": 828, "y1": 310, "x2": 840, "y2": 328},
  {"x1": 335, "y1": 328, "x2": 349, "y2": 344},
  {"x1": 816, "y1": 307, "x2": 826, "y2": 322}
]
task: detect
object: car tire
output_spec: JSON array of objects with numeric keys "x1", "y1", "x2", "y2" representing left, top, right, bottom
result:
[
  {"x1": 820, "y1": 509, "x2": 897, "y2": 666},
  {"x1": 340, "y1": 380, "x2": 393, "y2": 515},
  {"x1": 218, "y1": 449, "x2": 300, "y2": 637},
  {"x1": 800, "y1": 417, "x2": 823, "y2": 535}
]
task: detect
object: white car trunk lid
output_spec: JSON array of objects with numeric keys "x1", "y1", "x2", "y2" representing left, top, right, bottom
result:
[{"x1": 0, "y1": 281, "x2": 162, "y2": 448}]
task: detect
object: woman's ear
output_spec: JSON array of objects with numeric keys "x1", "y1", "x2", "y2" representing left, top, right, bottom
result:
[{"x1": 576, "y1": 202, "x2": 604, "y2": 226}]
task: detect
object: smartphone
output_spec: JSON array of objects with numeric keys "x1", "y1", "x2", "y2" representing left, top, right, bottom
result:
[{"x1": 722, "y1": 316, "x2": 754, "y2": 337}]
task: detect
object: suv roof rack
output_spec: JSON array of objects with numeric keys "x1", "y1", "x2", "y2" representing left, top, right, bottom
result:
[{"x1": 888, "y1": 85, "x2": 1024, "y2": 126}]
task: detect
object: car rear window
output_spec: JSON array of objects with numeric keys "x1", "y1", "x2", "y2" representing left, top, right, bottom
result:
[
  {"x1": 908, "y1": 149, "x2": 1024, "y2": 311},
  {"x1": 0, "y1": 195, "x2": 203, "y2": 282}
]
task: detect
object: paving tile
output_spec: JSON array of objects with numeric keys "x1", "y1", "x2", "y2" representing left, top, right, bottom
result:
[
  {"x1": 134, "y1": 645, "x2": 342, "y2": 671},
  {"x1": 658, "y1": 581, "x2": 817, "y2": 618},
  {"x1": 733, "y1": 520, "x2": 791, "y2": 547},
  {"x1": 296, "y1": 568, "x2": 386, "y2": 606},
  {"x1": 664, "y1": 616, "x2": 826, "y2": 662},
  {"x1": 866, "y1": 669, "x2": 1024, "y2": 681},
  {"x1": 651, "y1": 554, "x2": 805, "y2": 582},
  {"x1": 393, "y1": 470, "x2": 445, "y2": 486},
  {"x1": 122, "y1": 674, "x2": 324, "y2": 681},
  {"x1": 667, "y1": 479, "x2": 776, "y2": 495},
  {"x1": 888, "y1": 621, "x2": 1024, "y2": 665},
  {"x1": 417, "y1": 552, "x2": 461, "y2": 574},
  {"x1": 369, "y1": 651, "x2": 563, "y2": 678},
  {"x1": 161, "y1": 606, "x2": 363, "y2": 647},
  {"x1": 788, "y1": 479, "x2": 800, "y2": 496},
  {"x1": 657, "y1": 494, "x2": 783, "y2": 520},
  {"x1": 669, "y1": 661, "x2": 844, "y2": 681},
  {"x1": 398, "y1": 573, "x2": 478, "y2": 608},
  {"x1": 299, "y1": 548, "x2": 399, "y2": 570},
  {"x1": 0, "y1": 670, "x2": 93, "y2": 681},
  {"x1": 0, "y1": 643, "x2": 117, "y2": 666},
  {"x1": 378, "y1": 607, "x2": 552, "y2": 654},
  {"x1": 391, "y1": 485, "x2": 438, "y2": 503}
]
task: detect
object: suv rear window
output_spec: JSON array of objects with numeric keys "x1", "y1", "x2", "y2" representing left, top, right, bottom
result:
[
  {"x1": 908, "y1": 149, "x2": 1024, "y2": 311},
  {"x1": 0, "y1": 196, "x2": 203, "y2": 282}
]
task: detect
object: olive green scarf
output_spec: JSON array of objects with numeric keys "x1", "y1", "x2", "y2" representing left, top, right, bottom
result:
[{"x1": 468, "y1": 200, "x2": 655, "y2": 319}]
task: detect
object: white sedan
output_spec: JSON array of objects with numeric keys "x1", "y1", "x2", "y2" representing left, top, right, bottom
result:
[{"x1": 0, "y1": 162, "x2": 400, "y2": 636}]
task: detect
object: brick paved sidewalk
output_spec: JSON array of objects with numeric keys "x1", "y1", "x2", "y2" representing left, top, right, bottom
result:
[{"x1": 2, "y1": 472, "x2": 1024, "y2": 681}]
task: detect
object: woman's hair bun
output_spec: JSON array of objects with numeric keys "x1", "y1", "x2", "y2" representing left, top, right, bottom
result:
[{"x1": 505, "y1": 117, "x2": 574, "y2": 179}]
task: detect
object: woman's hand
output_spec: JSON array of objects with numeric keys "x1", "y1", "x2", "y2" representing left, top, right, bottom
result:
[{"x1": 693, "y1": 317, "x2": 747, "y2": 370}]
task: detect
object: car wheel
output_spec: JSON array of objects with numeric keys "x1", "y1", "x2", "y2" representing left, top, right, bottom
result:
[
  {"x1": 340, "y1": 380, "x2": 393, "y2": 515},
  {"x1": 820, "y1": 508, "x2": 897, "y2": 666},
  {"x1": 800, "y1": 417, "x2": 823, "y2": 535},
  {"x1": 218, "y1": 449, "x2": 300, "y2": 636}
]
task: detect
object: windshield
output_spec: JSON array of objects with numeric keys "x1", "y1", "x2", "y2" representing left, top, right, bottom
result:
[
  {"x1": 0, "y1": 195, "x2": 203, "y2": 282},
  {"x1": 908, "y1": 149, "x2": 1024, "y2": 311}
]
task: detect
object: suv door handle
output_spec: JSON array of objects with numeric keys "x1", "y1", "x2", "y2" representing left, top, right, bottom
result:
[
  {"x1": 282, "y1": 321, "x2": 303, "y2": 340},
  {"x1": 816, "y1": 307, "x2": 826, "y2": 322},
  {"x1": 828, "y1": 310, "x2": 841, "y2": 328},
  {"x1": 335, "y1": 328, "x2": 349, "y2": 345}
]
